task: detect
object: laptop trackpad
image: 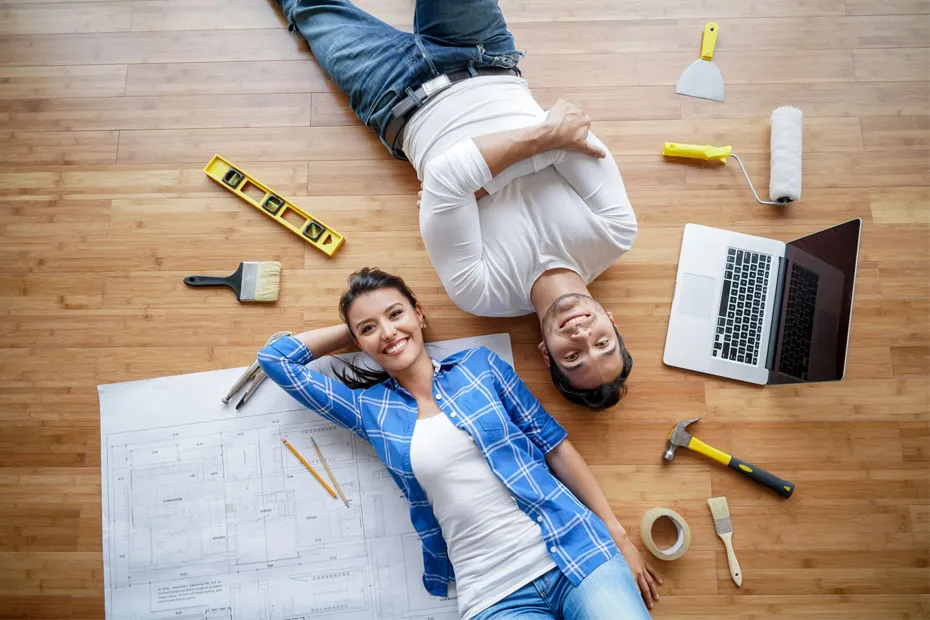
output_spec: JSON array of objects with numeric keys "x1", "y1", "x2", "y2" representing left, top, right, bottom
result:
[{"x1": 677, "y1": 273, "x2": 717, "y2": 319}]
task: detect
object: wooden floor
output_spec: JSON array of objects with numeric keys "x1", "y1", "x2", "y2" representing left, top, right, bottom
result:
[{"x1": 1, "y1": 0, "x2": 929, "y2": 618}]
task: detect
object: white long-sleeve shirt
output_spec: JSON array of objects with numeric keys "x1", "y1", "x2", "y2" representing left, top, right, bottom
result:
[{"x1": 403, "y1": 75, "x2": 637, "y2": 317}]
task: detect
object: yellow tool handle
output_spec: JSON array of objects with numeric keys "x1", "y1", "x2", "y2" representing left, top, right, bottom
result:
[
  {"x1": 687, "y1": 436, "x2": 732, "y2": 466},
  {"x1": 662, "y1": 142, "x2": 732, "y2": 163},
  {"x1": 701, "y1": 22, "x2": 719, "y2": 60}
]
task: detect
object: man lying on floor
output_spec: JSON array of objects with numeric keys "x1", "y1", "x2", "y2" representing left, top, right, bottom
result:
[{"x1": 274, "y1": 0, "x2": 638, "y2": 408}]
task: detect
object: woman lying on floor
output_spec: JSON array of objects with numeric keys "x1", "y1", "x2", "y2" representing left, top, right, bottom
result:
[{"x1": 257, "y1": 268, "x2": 660, "y2": 620}]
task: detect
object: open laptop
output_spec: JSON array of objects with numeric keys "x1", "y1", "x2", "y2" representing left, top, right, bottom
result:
[{"x1": 664, "y1": 219, "x2": 862, "y2": 385}]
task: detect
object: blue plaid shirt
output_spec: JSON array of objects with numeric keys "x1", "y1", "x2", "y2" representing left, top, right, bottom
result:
[{"x1": 258, "y1": 336, "x2": 617, "y2": 597}]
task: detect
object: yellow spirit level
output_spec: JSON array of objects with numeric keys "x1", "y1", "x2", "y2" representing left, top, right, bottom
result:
[{"x1": 204, "y1": 155, "x2": 345, "y2": 257}]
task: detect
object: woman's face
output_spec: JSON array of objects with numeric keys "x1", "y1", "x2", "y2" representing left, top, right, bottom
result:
[{"x1": 346, "y1": 287, "x2": 426, "y2": 376}]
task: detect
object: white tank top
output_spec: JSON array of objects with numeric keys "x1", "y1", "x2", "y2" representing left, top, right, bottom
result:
[{"x1": 410, "y1": 413, "x2": 555, "y2": 619}]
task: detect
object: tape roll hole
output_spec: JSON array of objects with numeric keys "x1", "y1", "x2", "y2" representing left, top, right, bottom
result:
[{"x1": 650, "y1": 515, "x2": 686, "y2": 556}]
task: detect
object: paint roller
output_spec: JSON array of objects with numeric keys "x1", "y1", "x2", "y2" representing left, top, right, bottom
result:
[{"x1": 662, "y1": 106, "x2": 803, "y2": 205}]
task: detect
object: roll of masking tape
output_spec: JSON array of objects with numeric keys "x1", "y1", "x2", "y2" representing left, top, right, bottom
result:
[{"x1": 640, "y1": 507, "x2": 691, "y2": 561}]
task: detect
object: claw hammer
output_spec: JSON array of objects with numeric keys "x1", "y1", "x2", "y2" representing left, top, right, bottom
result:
[{"x1": 664, "y1": 417, "x2": 795, "y2": 498}]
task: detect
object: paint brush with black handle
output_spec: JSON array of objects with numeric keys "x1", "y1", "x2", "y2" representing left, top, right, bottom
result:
[{"x1": 184, "y1": 261, "x2": 281, "y2": 302}]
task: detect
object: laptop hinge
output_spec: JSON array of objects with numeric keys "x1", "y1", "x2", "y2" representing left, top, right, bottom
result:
[{"x1": 765, "y1": 255, "x2": 788, "y2": 374}]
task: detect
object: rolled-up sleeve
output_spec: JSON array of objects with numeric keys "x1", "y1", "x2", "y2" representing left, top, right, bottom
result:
[
  {"x1": 257, "y1": 336, "x2": 368, "y2": 441},
  {"x1": 486, "y1": 348, "x2": 567, "y2": 454}
]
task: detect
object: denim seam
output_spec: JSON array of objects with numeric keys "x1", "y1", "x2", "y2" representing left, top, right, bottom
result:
[{"x1": 414, "y1": 35, "x2": 439, "y2": 76}]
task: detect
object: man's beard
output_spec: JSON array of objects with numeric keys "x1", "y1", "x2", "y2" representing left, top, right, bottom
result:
[{"x1": 540, "y1": 293, "x2": 602, "y2": 338}]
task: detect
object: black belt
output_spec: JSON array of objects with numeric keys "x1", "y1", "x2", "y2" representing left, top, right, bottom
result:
[{"x1": 384, "y1": 67, "x2": 519, "y2": 158}]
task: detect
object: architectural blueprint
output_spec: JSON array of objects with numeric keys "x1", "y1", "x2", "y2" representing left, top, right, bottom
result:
[{"x1": 99, "y1": 334, "x2": 514, "y2": 620}]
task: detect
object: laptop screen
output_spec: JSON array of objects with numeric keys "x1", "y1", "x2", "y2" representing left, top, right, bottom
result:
[{"x1": 770, "y1": 219, "x2": 862, "y2": 384}]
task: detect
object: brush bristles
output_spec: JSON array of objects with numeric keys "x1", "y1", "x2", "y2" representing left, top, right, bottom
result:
[
  {"x1": 242, "y1": 261, "x2": 281, "y2": 302},
  {"x1": 707, "y1": 496, "x2": 731, "y2": 523}
]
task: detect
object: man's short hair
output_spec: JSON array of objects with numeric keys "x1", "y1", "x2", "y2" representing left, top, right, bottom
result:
[{"x1": 547, "y1": 326, "x2": 633, "y2": 410}]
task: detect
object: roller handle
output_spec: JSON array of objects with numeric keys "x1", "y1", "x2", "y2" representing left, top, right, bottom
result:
[
  {"x1": 701, "y1": 22, "x2": 719, "y2": 60},
  {"x1": 728, "y1": 457, "x2": 795, "y2": 499},
  {"x1": 662, "y1": 142, "x2": 732, "y2": 163}
]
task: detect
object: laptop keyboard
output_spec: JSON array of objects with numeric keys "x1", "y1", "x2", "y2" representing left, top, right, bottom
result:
[
  {"x1": 777, "y1": 264, "x2": 820, "y2": 380},
  {"x1": 712, "y1": 248, "x2": 772, "y2": 365}
]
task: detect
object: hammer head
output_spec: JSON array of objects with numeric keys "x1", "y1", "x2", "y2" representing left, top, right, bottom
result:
[{"x1": 663, "y1": 417, "x2": 701, "y2": 461}]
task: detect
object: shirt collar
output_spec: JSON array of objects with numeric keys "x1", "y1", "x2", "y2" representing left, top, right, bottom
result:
[{"x1": 385, "y1": 357, "x2": 444, "y2": 392}]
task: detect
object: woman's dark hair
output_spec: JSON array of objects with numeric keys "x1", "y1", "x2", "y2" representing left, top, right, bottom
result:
[
  {"x1": 335, "y1": 267, "x2": 421, "y2": 389},
  {"x1": 547, "y1": 326, "x2": 633, "y2": 410}
]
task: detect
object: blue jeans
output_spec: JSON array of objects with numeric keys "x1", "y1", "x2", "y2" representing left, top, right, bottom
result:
[
  {"x1": 472, "y1": 556, "x2": 652, "y2": 620},
  {"x1": 275, "y1": 0, "x2": 524, "y2": 158}
]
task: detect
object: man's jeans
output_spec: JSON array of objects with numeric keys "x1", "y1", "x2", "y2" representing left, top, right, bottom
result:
[
  {"x1": 472, "y1": 555, "x2": 652, "y2": 620},
  {"x1": 275, "y1": 0, "x2": 524, "y2": 158}
]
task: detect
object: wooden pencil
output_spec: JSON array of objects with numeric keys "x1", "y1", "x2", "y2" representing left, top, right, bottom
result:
[
  {"x1": 310, "y1": 436, "x2": 350, "y2": 508},
  {"x1": 281, "y1": 437, "x2": 336, "y2": 498}
]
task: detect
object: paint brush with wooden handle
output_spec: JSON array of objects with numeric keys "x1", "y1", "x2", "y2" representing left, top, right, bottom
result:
[{"x1": 708, "y1": 496, "x2": 742, "y2": 587}]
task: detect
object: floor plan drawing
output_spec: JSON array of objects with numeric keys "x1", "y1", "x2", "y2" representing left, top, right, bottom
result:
[{"x1": 99, "y1": 334, "x2": 512, "y2": 620}]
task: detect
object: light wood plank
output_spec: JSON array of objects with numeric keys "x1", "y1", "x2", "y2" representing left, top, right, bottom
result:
[
  {"x1": 130, "y1": 0, "x2": 286, "y2": 31},
  {"x1": 0, "y1": 65, "x2": 127, "y2": 99},
  {"x1": 0, "y1": 1, "x2": 132, "y2": 34},
  {"x1": 0, "y1": 273, "x2": 104, "y2": 310},
  {"x1": 125, "y1": 60, "x2": 336, "y2": 96},
  {"x1": 306, "y1": 160, "x2": 419, "y2": 195},
  {"x1": 510, "y1": 19, "x2": 680, "y2": 53},
  {"x1": 117, "y1": 125, "x2": 384, "y2": 163},
  {"x1": 596, "y1": 117, "x2": 862, "y2": 156},
  {"x1": 0, "y1": 198, "x2": 112, "y2": 236},
  {"x1": 310, "y1": 92, "x2": 360, "y2": 127},
  {"x1": 0, "y1": 162, "x2": 309, "y2": 199},
  {"x1": 532, "y1": 86, "x2": 681, "y2": 121},
  {"x1": 498, "y1": 0, "x2": 847, "y2": 21},
  {"x1": 846, "y1": 0, "x2": 930, "y2": 15},
  {"x1": 0, "y1": 131, "x2": 118, "y2": 165},
  {"x1": 657, "y1": 595, "x2": 929, "y2": 618},
  {"x1": 855, "y1": 48, "x2": 930, "y2": 81},
  {"x1": 520, "y1": 49, "x2": 856, "y2": 87},
  {"x1": 630, "y1": 188, "x2": 872, "y2": 227},
  {"x1": 861, "y1": 115, "x2": 930, "y2": 151},
  {"x1": 912, "y1": 504, "x2": 930, "y2": 549},
  {"x1": 880, "y1": 261, "x2": 930, "y2": 299},
  {"x1": 677, "y1": 16, "x2": 929, "y2": 51},
  {"x1": 0, "y1": 94, "x2": 312, "y2": 131},
  {"x1": 710, "y1": 463, "x2": 927, "y2": 507},
  {"x1": 893, "y1": 347, "x2": 930, "y2": 379},
  {"x1": 714, "y1": 549, "x2": 930, "y2": 595},
  {"x1": 871, "y1": 187, "x2": 930, "y2": 224},
  {"x1": 0, "y1": 308, "x2": 306, "y2": 348},
  {"x1": 679, "y1": 82, "x2": 930, "y2": 119},
  {"x1": 679, "y1": 151, "x2": 930, "y2": 191},
  {"x1": 0, "y1": 230, "x2": 308, "y2": 274},
  {"x1": 0, "y1": 29, "x2": 309, "y2": 65},
  {"x1": 704, "y1": 380, "x2": 928, "y2": 423}
]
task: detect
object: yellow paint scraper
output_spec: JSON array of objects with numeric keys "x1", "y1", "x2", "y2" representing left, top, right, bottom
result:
[{"x1": 676, "y1": 22, "x2": 725, "y2": 102}]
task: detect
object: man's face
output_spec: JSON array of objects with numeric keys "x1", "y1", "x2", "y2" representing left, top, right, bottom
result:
[{"x1": 539, "y1": 294, "x2": 625, "y2": 390}]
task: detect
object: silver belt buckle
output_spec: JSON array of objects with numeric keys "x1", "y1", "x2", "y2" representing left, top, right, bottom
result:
[{"x1": 421, "y1": 74, "x2": 452, "y2": 99}]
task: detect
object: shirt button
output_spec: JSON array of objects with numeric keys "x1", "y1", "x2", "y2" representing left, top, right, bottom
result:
[
  {"x1": 449, "y1": 412, "x2": 457, "y2": 418},
  {"x1": 435, "y1": 393, "x2": 442, "y2": 400},
  {"x1": 550, "y1": 546, "x2": 557, "y2": 553},
  {"x1": 536, "y1": 516, "x2": 543, "y2": 523}
]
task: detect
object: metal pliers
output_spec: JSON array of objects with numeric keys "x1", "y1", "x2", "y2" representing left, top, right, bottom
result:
[{"x1": 222, "y1": 331, "x2": 292, "y2": 409}]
